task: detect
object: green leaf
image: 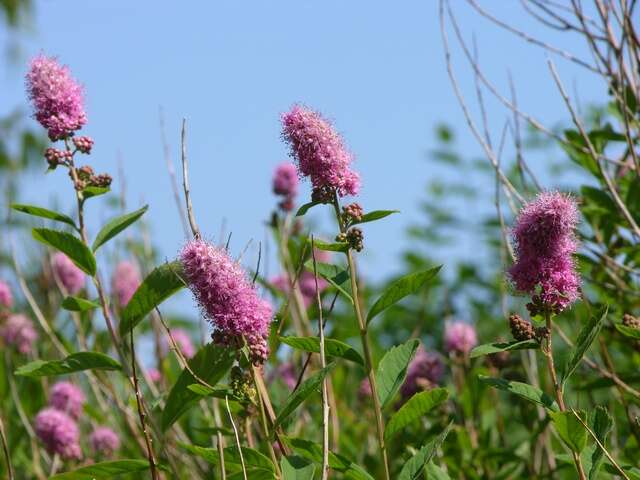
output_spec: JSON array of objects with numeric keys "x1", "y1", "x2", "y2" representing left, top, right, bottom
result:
[
  {"x1": 563, "y1": 306, "x2": 608, "y2": 384},
  {"x1": 32, "y1": 228, "x2": 96, "y2": 276},
  {"x1": 81, "y1": 186, "x2": 110, "y2": 200},
  {"x1": 375, "y1": 339, "x2": 420, "y2": 407},
  {"x1": 162, "y1": 343, "x2": 235, "y2": 430},
  {"x1": 425, "y1": 462, "x2": 452, "y2": 480},
  {"x1": 275, "y1": 363, "x2": 336, "y2": 427},
  {"x1": 15, "y1": 351, "x2": 122, "y2": 377},
  {"x1": 50, "y1": 460, "x2": 152, "y2": 479},
  {"x1": 281, "y1": 455, "x2": 316, "y2": 480},
  {"x1": 311, "y1": 239, "x2": 350, "y2": 253},
  {"x1": 367, "y1": 267, "x2": 441, "y2": 325},
  {"x1": 303, "y1": 260, "x2": 353, "y2": 303},
  {"x1": 279, "y1": 336, "x2": 364, "y2": 365},
  {"x1": 119, "y1": 261, "x2": 185, "y2": 335},
  {"x1": 398, "y1": 421, "x2": 452, "y2": 480},
  {"x1": 478, "y1": 376, "x2": 558, "y2": 411},
  {"x1": 615, "y1": 324, "x2": 640, "y2": 340},
  {"x1": 178, "y1": 442, "x2": 275, "y2": 472},
  {"x1": 11, "y1": 203, "x2": 76, "y2": 228},
  {"x1": 186, "y1": 384, "x2": 240, "y2": 401},
  {"x1": 61, "y1": 296, "x2": 101, "y2": 312},
  {"x1": 351, "y1": 210, "x2": 399, "y2": 225},
  {"x1": 385, "y1": 388, "x2": 449, "y2": 440},
  {"x1": 92, "y1": 205, "x2": 148, "y2": 252},
  {"x1": 589, "y1": 406, "x2": 613, "y2": 480},
  {"x1": 470, "y1": 340, "x2": 539, "y2": 358},
  {"x1": 550, "y1": 410, "x2": 588, "y2": 453},
  {"x1": 296, "y1": 201, "x2": 322, "y2": 217}
]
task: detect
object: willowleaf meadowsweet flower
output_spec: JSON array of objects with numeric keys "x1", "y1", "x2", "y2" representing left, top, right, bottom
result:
[
  {"x1": 111, "y1": 261, "x2": 141, "y2": 307},
  {"x1": 53, "y1": 252, "x2": 85, "y2": 295},
  {"x1": 0, "y1": 314, "x2": 37, "y2": 354},
  {"x1": 400, "y1": 346, "x2": 444, "y2": 399},
  {"x1": 281, "y1": 105, "x2": 360, "y2": 197},
  {"x1": 34, "y1": 408, "x2": 82, "y2": 459},
  {"x1": 49, "y1": 381, "x2": 85, "y2": 419},
  {"x1": 444, "y1": 322, "x2": 477, "y2": 355},
  {"x1": 180, "y1": 239, "x2": 273, "y2": 363},
  {"x1": 90, "y1": 426, "x2": 120, "y2": 456},
  {"x1": 0, "y1": 280, "x2": 13, "y2": 309},
  {"x1": 508, "y1": 191, "x2": 580, "y2": 312},
  {"x1": 26, "y1": 55, "x2": 86, "y2": 140},
  {"x1": 273, "y1": 162, "x2": 299, "y2": 211}
]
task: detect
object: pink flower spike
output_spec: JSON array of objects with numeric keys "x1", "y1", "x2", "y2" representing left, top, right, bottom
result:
[
  {"x1": 26, "y1": 55, "x2": 86, "y2": 140},
  {"x1": 0, "y1": 314, "x2": 37, "y2": 354},
  {"x1": 90, "y1": 426, "x2": 120, "y2": 456},
  {"x1": 400, "y1": 346, "x2": 444, "y2": 399},
  {"x1": 34, "y1": 408, "x2": 82, "y2": 460},
  {"x1": 0, "y1": 280, "x2": 13, "y2": 309},
  {"x1": 444, "y1": 322, "x2": 477, "y2": 355},
  {"x1": 281, "y1": 105, "x2": 360, "y2": 197},
  {"x1": 112, "y1": 261, "x2": 141, "y2": 307},
  {"x1": 49, "y1": 381, "x2": 85, "y2": 419},
  {"x1": 52, "y1": 252, "x2": 85, "y2": 295}
]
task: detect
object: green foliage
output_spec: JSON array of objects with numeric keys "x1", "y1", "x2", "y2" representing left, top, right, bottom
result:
[
  {"x1": 50, "y1": 460, "x2": 155, "y2": 479},
  {"x1": 385, "y1": 388, "x2": 449, "y2": 440},
  {"x1": 375, "y1": 339, "x2": 420, "y2": 407},
  {"x1": 11, "y1": 203, "x2": 77, "y2": 229},
  {"x1": 14, "y1": 351, "x2": 122, "y2": 377},
  {"x1": 92, "y1": 205, "x2": 148, "y2": 252},
  {"x1": 32, "y1": 228, "x2": 96, "y2": 275},
  {"x1": 279, "y1": 336, "x2": 364, "y2": 365}
]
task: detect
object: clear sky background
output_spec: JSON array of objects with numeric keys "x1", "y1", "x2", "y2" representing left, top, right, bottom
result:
[{"x1": 1, "y1": 1, "x2": 605, "y2": 295}]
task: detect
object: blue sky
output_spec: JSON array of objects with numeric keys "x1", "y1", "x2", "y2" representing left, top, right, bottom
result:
[{"x1": 2, "y1": 1, "x2": 604, "y2": 289}]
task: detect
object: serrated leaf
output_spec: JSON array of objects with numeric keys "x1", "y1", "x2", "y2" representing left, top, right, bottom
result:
[
  {"x1": 589, "y1": 406, "x2": 613, "y2": 480},
  {"x1": 61, "y1": 296, "x2": 101, "y2": 312},
  {"x1": 398, "y1": 421, "x2": 452, "y2": 480},
  {"x1": 296, "y1": 201, "x2": 322, "y2": 217},
  {"x1": 367, "y1": 267, "x2": 441, "y2": 325},
  {"x1": 15, "y1": 351, "x2": 122, "y2": 377},
  {"x1": 303, "y1": 260, "x2": 353, "y2": 303},
  {"x1": 11, "y1": 203, "x2": 76, "y2": 228},
  {"x1": 281, "y1": 455, "x2": 316, "y2": 480},
  {"x1": 92, "y1": 205, "x2": 148, "y2": 251},
  {"x1": 470, "y1": 340, "x2": 539, "y2": 358},
  {"x1": 550, "y1": 410, "x2": 588, "y2": 453},
  {"x1": 615, "y1": 324, "x2": 640, "y2": 340},
  {"x1": 119, "y1": 261, "x2": 185, "y2": 335},
  {"x1": 32, "y1": 228, "x2": 96, "y2": 276},
  {"x1": 162, "y1": 343, "x2": 235, "y2": 430},
  {"x1": 563, "y1": 306, "x2": 608, "y2": 384},
  {"x1": 375, "y1": 339, "x2": 420, "y2": 407},
  {"x1": 385, "y1": 388, "x2": 449, "y2": 440},
  {"x1": 275, "y1": 364, "x2": 335, "y2": 427},
  {"x1": 50, "y1": 460, "x2": 153, "y2": 479},
  {"x1": 351, "y1": 210, "x2": 399, "y2": 225},
  {"x1": 279, "y1": 336, "x2": 364, "y2": 365},
  {"x1": 478, "y1": 376, "x2": 558, "y2": 411}
]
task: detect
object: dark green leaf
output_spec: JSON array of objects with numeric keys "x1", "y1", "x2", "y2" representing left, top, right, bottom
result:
[
  {"x1": 162, "y1": 343, "x2": 235, "y2": 430},
  {"x1": 470, "y1": 340, "x2": 539, "y2": 358},
  {"x1": 563, "y1": 306, "x2": 608, "y2": 384},
  {"x1": 398, "y1": 422, "x2": 452, "y2": 480},
  {"x1": 11, "y1": 203, "x2": 76, "y2": 228},
  {"x1": 589, "y1": 406, "x2": 613, "y2": 480},
  {"x1": 311, "y1": 239, "x2": 350, "y2": 253},
  {"x1": 550, "y1": 410, "x2": 588, "y2": 453},
  {"x1": 15, "y1": 351, "x2": 122, "y2": 377},
  {"x1": 279, "y1": 336, "x2": 364, "y2": 365},
  {"x1": 375, "y1": 339, "x2": 420, "y2": 407},
  {"x1": 367, "y1": 267, "x2": 441, "y2": 325},
  {"x1": 50, "y1": 460, "x2": 152, "y2": 479},
  {"x1": 119, "y1": 261, "x2": 185, "y2": 335},
  {"x1": 81, "y1": 186, "x2": 110, "y2": 200},
  {"x1": 186, "y1": 384, "x2": 239, "y2": 401},
  {"x1": 479, "y1": 376, "x2": 558, "y2": 411},
  {"x1": 615, "y1": 324, "x2": 640, "y2": 340},
  {"x1": 61, "y1": 296, "x2": 101, "y2": 312},
  {"x1": 178, "y1": 442, "x2": 275, "y2": 472},
  {"x1": 92, "y1": 205, "x2": 148, "y2": 252},
  {"x1": 303, "y1": 260, "x2": 353, "y2": 303},
  {"x1": 275, "y1": 364, "x2": 335, "y2": 427},
  {"x1": 296, "y1": 201, "x2": 322, "y2": 217},
  {"x1": 32, "y1": 228, "x2": 96, "y2": 276},
  {"x1": 351, "y1": 210, "x2": 399, "y2": 225},
  {"x1": 385, "y1": 388, "x2": 449, "y2": 440},
  {"x1": 281, "y1": 455, "x2": 316, "y2": 480}
]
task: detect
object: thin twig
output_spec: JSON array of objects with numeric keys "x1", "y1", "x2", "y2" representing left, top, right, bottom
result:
[
  {"x1": 225, "y1": 395, "x2": 248, "y2": 480},
  {"x1": 0, "y1": 412, "x2": 14, "y2": 480},
  {"x1": 181, "y1": 118, "x2": 201, "y2": 238}
]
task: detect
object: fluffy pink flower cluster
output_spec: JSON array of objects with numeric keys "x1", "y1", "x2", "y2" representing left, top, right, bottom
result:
[
  {"x1": 90, "y1": 426, "x2": 120, "y2": 456},
  {"x1": 272, "y1": 162, "x2": 299, "y2": 211},
  {"x1": 180, "y1": 239, "x2": 273, "y2": 363},
  {"x1": 400, "y1": 346, "x2": 445, "y2": 399},
  {"x1": 49, "y1": 381, "x2": 86, "y2": 419},
  {"x1": 281, "y1": 105, "x2": 360, "y2": 197},
  {"x1": 53, "y1": 252, "x2": 85, "y2": 295},
  {"x1": 163, "y1": 328, "x2": 196, "y2": 359},
  {"x1": 0, "y1": 314, "x2": 38, "y2": 354},
  {"x1": 34, "y1": 408, "x2": 82, "y2": 459},
  {"x1": 26, "y1": 55, "x2": 86, "y2": 140},
  {"x1": 0, "y1": 280, "x2": 13, "y2": 309},
  {"x1": 509, "y1": 192, "x2": 580, "y2": 312},
  {"x1": 444, "y1": 321, "x2": 477, "y2": 355},
  {"x1": 111, "y1": 261, "x2": 141, "y2": 307}
]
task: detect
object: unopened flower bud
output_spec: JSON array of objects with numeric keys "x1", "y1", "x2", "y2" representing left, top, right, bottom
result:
[
  {"x1": 343, "y1": 203, "x2": 364, "y2": 223},
  {"x1": 509, "y1": 314, "x2": 535, "y2": 341},
  {"x1": 623, "y1": 314, "x2": 640, "y2": 329},
  {"x1": 72, "y1": 136, "x2": 94, "y2": 154}
]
